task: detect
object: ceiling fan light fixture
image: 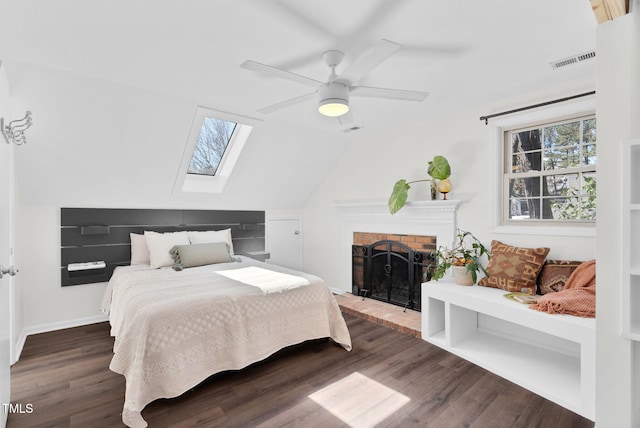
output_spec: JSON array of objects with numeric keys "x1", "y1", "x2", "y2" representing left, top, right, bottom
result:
[
  {"x1": 318, "y1": 100, "x2": 349, "y2": 117},
  {"x1": 318, "y1": 82, "x2": 349, "y2": 117}
]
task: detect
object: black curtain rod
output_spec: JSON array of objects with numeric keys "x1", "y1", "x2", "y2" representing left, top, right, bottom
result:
[{"x1": 479, "y1": 91, "x2": 596, "y2": 125}]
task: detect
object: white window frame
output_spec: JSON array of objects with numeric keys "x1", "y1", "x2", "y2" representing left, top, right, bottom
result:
[
  {"x1": 173, "y1": 107, "x2": 261, "y2": 194},
  {"x1": 491, "y1": 96, "x2": 596, "y2": 237}
]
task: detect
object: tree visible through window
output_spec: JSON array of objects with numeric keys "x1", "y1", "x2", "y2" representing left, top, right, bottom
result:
[
  {"x1": 506, "y1": 115, "x2": 596, "y2": 222},
  {"x1": 188, "y1": 117, "x2": 237, "y2": 176}
]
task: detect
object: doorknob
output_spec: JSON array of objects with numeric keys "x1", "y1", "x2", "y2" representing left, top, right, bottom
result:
[{"x1": 0, "y1": 265, "x2": 18, "y2": 279}]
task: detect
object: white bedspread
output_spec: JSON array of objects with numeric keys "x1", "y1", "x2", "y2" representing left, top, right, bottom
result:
[{"x1": 102, "y1": 257, "x2": 351, "y2": 428}]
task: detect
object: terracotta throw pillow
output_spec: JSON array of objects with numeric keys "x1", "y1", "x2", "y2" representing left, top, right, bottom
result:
[
  {"x1": 478, "y1": 240, "x2": 550, "y2": 294},
  {"x1": 537, "y1": 260, "x2": 583, "y2": 294}
]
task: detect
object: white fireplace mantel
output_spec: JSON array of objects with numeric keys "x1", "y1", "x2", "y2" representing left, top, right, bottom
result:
[
  {"x1": 335, "y1": 199, "x2": 461, "y2": 219},
  {"x1": 334, "y1": 199, "x2": 461, "y2": 293}
]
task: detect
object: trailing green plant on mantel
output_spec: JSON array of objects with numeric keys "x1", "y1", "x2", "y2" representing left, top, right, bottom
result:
[
  {"x1": 388, "y1": 155, "x2": 451, "y2": 215},
  {"x1": 431, "y1": 229, "x2": 490, "y2": 284}
]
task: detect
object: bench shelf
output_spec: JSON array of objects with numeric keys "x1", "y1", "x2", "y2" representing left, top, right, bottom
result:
[{"x1": 421, "y1": 280, "x2": 595, "y2": 421}]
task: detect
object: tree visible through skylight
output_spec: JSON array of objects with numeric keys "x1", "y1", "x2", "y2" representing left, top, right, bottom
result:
[{"x1": 188, "y1": 117, "x2": 237, "y2": 176}]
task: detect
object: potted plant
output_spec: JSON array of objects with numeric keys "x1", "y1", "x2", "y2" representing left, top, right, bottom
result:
[
  {"x1": 430, "y1": 229, "x2": 490, "y2": 285},
  {"x1": 388, "y1": 155, "x2": 451, "y2": 215}
]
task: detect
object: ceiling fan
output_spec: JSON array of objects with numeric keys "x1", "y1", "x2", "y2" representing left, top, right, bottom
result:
[{"x1": 240, "y1": 39, "x2": 429, "y2": 121}]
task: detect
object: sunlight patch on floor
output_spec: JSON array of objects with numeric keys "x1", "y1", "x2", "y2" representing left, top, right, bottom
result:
[{"x1": 308, "y1": 372, "x2": 410, "y2": 427}]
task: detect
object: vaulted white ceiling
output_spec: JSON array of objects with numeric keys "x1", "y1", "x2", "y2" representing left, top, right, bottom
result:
[{"x1": 0, "y1": 0, "x2": 597, "y2": 208}]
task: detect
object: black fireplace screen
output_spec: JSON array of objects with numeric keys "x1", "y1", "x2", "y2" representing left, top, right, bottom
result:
[{"x1": 352, "y1": 240, "x2": 434, "y2": 312}]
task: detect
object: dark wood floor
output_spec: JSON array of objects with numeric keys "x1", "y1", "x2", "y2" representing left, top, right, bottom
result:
[{"x1": 7, "y1": 314, "x2": 594, "y2": 428}]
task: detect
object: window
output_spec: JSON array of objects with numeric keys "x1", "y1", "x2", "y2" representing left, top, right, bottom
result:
[
  {"x1": 188, "y1": 118, "x2": 237, "y2": 176},
  {"x1": 174, "y1": 107, "x2": 259, "y2": 194},
  {"x1": 504, "y1": 115, "x2": 596, "y2": 224}
]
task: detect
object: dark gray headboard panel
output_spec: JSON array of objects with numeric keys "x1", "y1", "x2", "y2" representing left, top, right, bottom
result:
[{"x1": 60, "y1": 208, "x2": 265, "y2": 286}]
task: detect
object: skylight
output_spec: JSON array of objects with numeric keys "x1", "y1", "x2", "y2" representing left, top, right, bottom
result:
[
  {"x1": 188, "y1": 117, "x2": 237, "y2": 176},
  {"x1": 174, "y1": 107, "x2": 259, "y2": 194}
]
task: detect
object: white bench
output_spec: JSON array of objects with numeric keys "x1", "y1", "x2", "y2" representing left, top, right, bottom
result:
[{"x1": 421, "y1": 280, "x2": 595, "y2": 421}]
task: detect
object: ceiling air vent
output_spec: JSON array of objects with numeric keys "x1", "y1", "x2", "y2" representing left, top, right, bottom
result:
[{"x1": 550, "y1": 50, "x2": 596, "y2": 70}]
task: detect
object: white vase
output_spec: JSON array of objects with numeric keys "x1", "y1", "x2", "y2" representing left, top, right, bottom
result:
[{"x1": 452, "y1": 265, "x2": 474, "y2": 286}]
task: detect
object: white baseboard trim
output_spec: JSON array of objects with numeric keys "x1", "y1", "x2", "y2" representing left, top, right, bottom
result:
[
  {"x1": 12, "y1": 314, "x2": 109, "y2": 364},
  {"x1": 12, "y1": 332, "x2": 26, "y2": 365},
  {"x1": 24, "y1": 313, "x2": 109, "y2": 336}
]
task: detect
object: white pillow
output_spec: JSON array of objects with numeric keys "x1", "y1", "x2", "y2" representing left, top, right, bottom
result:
[
  {"x1": 130, "y1": 233, "x2": 150, "y2": 265},
  {"x1": 144, "y1": 231, "x2": 190, "y2": 269},
  {"x1": 188, "y1": 229, "x2": 234, "y2": 255}
]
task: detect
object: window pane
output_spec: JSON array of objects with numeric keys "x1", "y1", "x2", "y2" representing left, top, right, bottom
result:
[
  {"x1": 509, "y1": 198, "x2": 525, "y2": 218},
  {"x1": 544, "y1": 121, "x2": 580, "y2": 149},
  {"x1": 512, "y1": 130, "x2": 542, "y2": 172},
  {"x1": 581, "y1": 173, "x2": 597, "y2": 219},
  {"x1": 509, "y1": 198, "x2": 540, "y2": 220},
  {"x1": 510, "y1": 177, "x2": 541, "y2": 198},
  {"x1": 583, "y1": 144, "x2": 596, "y2": 165},
  {"x1": 544, "y1": 173, "x2": 578, "y2": 197},
  {"x1": 582, "y1": 172, "x2": 596, "y2": 195},
  {"x1": 550, "y1": 197, "x2": 578, "y2": 220},
  {"x1": 583, "y1": 118, "x2": 596, "y2": 143},
  {"x1": 511, "y1": 151, "x2": 542, "y2": 173},
  {"x1": 188, "y1": 118, "x2": 237, "y2": 176},
  {"x1": 544, "y1": 146, "x2": 580, "y2": 170}
]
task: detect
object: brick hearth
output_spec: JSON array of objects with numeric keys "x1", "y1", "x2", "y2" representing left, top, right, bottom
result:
[{"x1": 335, "y1": 292, "x2": 421, "y2": 339}]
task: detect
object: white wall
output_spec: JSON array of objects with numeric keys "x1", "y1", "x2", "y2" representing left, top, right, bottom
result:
[
  {"x1": 302, "y1": 79, "x2": 597, "y2": 292},
  {"x1": 15, "y1": 205, "x2": 110, "y2": 332},
  {"x1": 595, "y1": 6, "x2": 638, "y2": 427}
]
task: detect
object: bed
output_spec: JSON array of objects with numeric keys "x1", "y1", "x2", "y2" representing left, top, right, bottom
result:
[{"x1": 101, "y1": 252, "x2": 351, "y2": 428}]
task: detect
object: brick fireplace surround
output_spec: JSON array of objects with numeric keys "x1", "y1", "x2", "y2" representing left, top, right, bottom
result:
[{"x1": 353, "y1": 232, "x2": 437, "y2": 250}]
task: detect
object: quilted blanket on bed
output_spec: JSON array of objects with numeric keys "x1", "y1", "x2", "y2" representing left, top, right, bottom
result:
[{"x1": 103, "y1": 258, "x2": 352, "y2": 428}]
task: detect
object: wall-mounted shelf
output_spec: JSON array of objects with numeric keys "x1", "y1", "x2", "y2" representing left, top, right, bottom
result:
[
  {"x1": 245, "y1": 251, "x2": 270, "y2": 262},
  {"x1": 63, "y1": 260, "x2": 109, "y2": 286},
  {"x1": 68, "y1": 261, "x2": 106, "y2": 272}
]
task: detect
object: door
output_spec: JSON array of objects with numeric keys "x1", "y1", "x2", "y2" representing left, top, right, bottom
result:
[
  {"x1": 0, "y1": 64, "x2": 14, "y2": 428},
  {"x1": 266, "y1": 219, "x2": 302, "y2": 271}
]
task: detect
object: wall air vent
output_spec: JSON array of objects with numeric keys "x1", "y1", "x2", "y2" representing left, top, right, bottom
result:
[{"x1": 550, "y1": 50, "x2": 596, "y2": 70}]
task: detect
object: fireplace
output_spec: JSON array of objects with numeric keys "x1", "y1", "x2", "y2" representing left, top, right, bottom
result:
[
  {"x1": 336, "y1": 199, "x2": 460, "y2": 302},
  {"x1": 352, "y1": 232, "x2": 436, "y2": 311}
]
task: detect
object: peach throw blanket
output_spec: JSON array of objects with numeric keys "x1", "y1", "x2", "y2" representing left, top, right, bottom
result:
[{"x1": 530, "y1": 259, "x2": 596, "y2": 318}]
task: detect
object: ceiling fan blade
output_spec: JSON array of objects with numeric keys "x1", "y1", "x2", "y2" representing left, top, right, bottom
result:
[
  {"x1": 257, "y1": 91, "x2": 317, "y2": 114},
  {"x1": 350, "y1": 86, "x2": 429, "y2": 102},
  {"x1": 240, "y1": 60, "x2": 322, "y2": 88},
  {"x1": 334, "y1": 39, "x2": 402, "y2": 86}
]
